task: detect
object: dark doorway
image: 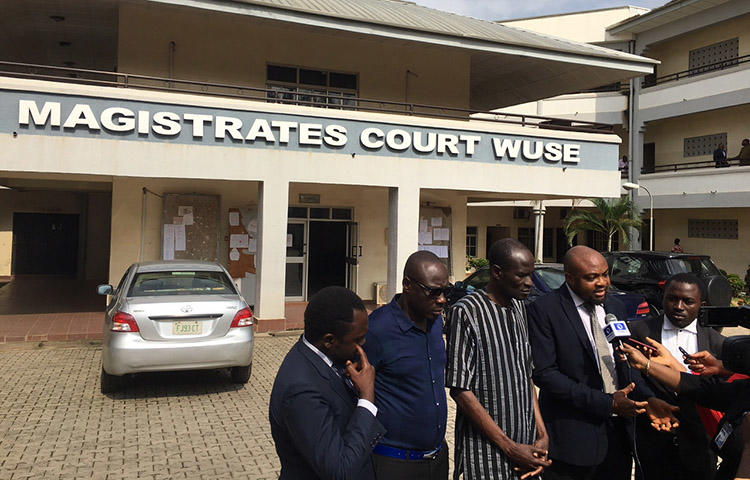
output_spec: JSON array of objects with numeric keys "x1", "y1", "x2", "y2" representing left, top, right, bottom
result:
[
  {"x1": 556, "y1": 227, "x2": 577, "y2": 263},
  {"x1": 12, "y1": 213, "x2": 79, "y2": 275},
  {"x1": 307, "y1": 221, "x2": 347, "y2": 298},
  {"x1": 486, "y1": 226, "x2": 510, "y2": 257},
  {"x1": 643, "y1": 143, "x2": 656, "y2": 174}
]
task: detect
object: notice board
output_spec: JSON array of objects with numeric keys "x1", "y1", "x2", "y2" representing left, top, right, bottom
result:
[
  {"x1": 162, "y1": 194, "x2": 220, "y2": 261},
  {"x1": 418, "y1": 206, "x2": 452, "y2": 274},
  {"x1": 227, "y1": 206, "x2": 258, "y2": 278}
]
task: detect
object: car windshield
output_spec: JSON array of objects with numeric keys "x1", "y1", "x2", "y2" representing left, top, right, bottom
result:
[
  {"x1": 536, "y1": 268, "x2": 565, "y2": 289},
  {"x1": 465, "y1": 268, "x2": 490, "y2": 291},
  {"x1": 650, "y1": 257, "x2": 721, "y2": 277},
  {"x1": 128, "y1": 270, "x2": 236, "y2": 297}
]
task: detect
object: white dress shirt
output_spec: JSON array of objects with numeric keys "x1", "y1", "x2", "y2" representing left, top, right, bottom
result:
[
  {"x1": 660, "y1": 316, "x2": 698, "y2": 364},
  {"x1": 566, "y1": 284, "x2": 614, "y2": 359},
  {"x1": 302, "y1": 335, "x2": 378, "y2": 417}
]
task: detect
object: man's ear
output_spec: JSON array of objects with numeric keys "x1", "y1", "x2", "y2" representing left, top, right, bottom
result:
[
  {"x1": 322, "y1": 333, "x2": 337, "y2": 349},
  {"x1": 402, "y1": 277, "x2": 410, "y2": 293},
  {"x1": 490, "y1": 264, "x2": 502, "y2": 280}
]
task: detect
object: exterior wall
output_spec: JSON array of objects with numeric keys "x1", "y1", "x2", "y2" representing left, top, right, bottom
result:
[
  {"x1": 654, "y1": 207, "x2": 750, "y2": 276},
  {"x1": 643, "y1": 14, "x2": 750, "y2": 78},
  {"x1": 644, "y1": 103, "x2": 750, "y2": 168},
  {"x1": 117, "y1": 2, "x2": 471, "y2": 109}
]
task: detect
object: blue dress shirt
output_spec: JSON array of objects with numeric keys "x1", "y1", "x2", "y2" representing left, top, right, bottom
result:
[{"x1": 364, "y1": 295, "x2": 447, "y2": 451}]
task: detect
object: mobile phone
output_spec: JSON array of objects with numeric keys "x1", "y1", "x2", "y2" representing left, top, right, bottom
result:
[
  {"x1": 625, "y1": 337, "x2": 658, "y2": 354},
  {"x1": 678, "y1": 346, "x2": 693, "y2": 359}
]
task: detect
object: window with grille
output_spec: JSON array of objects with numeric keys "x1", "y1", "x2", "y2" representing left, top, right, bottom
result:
[
  {"x1": 689, "y1": 38, "x2": 739, "y2": 75},
  {"x1": 684, "y1": 133, "x2": 727, "y2": 157},
  {"x1": 266, "y1": 64, "x2": 358, "y2": 108},
  {"x1": 688, "y1": 219, "x2": 738, "y2": 239},
  {"x1": 518, "y1": 227, "x2": 534, "y2": 253},
  {"x1": 466, "y1": 226, "x2": 478, "y2": 257}
]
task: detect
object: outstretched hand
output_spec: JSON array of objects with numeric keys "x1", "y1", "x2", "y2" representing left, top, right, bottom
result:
[
  {"x1": 612, "y1": 382, "x2": 647, "y2": 417},
  {"x1": 645, "y1": 397, "x2": 680, "y2": 432},
  {"x1": 684, "y1": 350, "x2": 731, "y2": 376}
]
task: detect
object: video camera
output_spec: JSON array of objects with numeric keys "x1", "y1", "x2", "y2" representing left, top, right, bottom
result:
[{"x1": 699, "y1": 306, "x2": 750, "y2": 376}]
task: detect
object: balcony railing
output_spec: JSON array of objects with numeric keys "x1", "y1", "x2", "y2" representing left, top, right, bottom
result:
[
  {"x1": 642, "y1": 54, "x2": 750, "y2": 88},
  {"x1": 0, "y1": 61, "x2": 614, "y2": 134},
  {"x1": 643, "y1": 158, "x2": 747, "y2": 173}
]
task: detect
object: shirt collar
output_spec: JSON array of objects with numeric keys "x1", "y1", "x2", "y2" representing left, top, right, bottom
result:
[
  {"x1": 566, "y1": 283, "x2": 587, "y2": 308},
  {"x1": 389, "y1": 294, "x2": 438, "y2": 333},
  {"x1": 302, "y1": 335, "x2": 334, "y2": 368},
  {"x1": 662, "y1": 315, "x2": 698, "y2": 334}
]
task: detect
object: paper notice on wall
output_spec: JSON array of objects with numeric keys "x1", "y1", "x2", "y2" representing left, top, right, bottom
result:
[
  {"x1": 230, "y1": 234, "x2": 249, "y2": 248},
  {"x1": 431, "y1": 217, "x2": 442, "y2": 227},
  {"x1": 248, "y1": 238, "x2": 257, "y2": 253},
  {"x1": 163, "y1": 224, "x2": 175, "y2": 260},
  {"x1": 248, "y1": 218, "x2": 258, "y2": 235},
  {"x1": 229, "y1": 211, "x2": 240, "y2": 226},
  {"x1": 229, "y1": 248, "x2": 240, "y2": 261},
  {"x1": 178, "y1": 206, "x2": 193, "y2": 216},
  {"x1": 418, "y1": 231, "x2": 433, "y2": 245},
  {"x1": 174, "y1": 224, "x2": 187, "y2": 251},
  {"x1": 419, "y1": 219, "x2": 428, "y2": 232},
  {"x1": 183, "y1": 213, "x2": 194, "y2": 226},
  {"x1": 287, "y1": 234, "x2": 293, "y2": 247},
  {"x1": 420, "y1": 245, "x2": 449, "y2": 258},
  {"x1": 173, "y1": 216, "x2": 184, "y2": 225},
  {"x1": 433, "y1": 227, "x2": 450, "y2": 241}
]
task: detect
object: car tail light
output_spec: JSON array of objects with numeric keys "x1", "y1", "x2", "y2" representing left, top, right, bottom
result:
[
  {"x1": 231, "y1": 307, "x2": 254, "y2": 328},
  {"x1": 658, "y1": 280, "x2": 667, "y2": 289},
  {"x1": 111, "y1": 311, "x2": 139, "y2": 332},
  {"x1": 636, "y1": 302, "x2": 650, "y2": 316}
]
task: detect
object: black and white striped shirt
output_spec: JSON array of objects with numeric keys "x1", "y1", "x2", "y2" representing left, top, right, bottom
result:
[{"x1": 446, "y1": 290, "x2": 537, "y2": 480}]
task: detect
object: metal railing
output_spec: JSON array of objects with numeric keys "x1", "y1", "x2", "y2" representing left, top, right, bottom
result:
[
  {"x1": 642, "y1": 54, "x2": 750, "y2": 88},
  {"x1": 0, "y1": 60, "x2": 614, "y2": 134},
  {"x1": 644, "y1": 158, "x2": 747, "y2": 173}
]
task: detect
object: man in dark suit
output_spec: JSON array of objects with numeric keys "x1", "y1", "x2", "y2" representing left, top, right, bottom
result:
[
  {"x1": 629, "y1": 273, "x2": 725, "y2": 480},
  {"x1": 714, "y1": 144, "x2": 728, "y2": 168},
  {"x1": 269, "y1": 286, "x2": 386, "y2": 480},
  {"x1": 527, "y1": 246, "x2": 678, "y2": 480}
]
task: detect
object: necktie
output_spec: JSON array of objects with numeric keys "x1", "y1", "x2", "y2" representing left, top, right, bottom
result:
[
  {"x1": 336, "y1": 367, "x2": 358, "y2": 398},
  {"x1": 585, "y1": 303, "x2": 617, "y2": 394}
]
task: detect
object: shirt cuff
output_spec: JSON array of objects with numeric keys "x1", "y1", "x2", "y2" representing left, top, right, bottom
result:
[{"x1": 357, "y1": 399, "x2": 378, "y2": 417}]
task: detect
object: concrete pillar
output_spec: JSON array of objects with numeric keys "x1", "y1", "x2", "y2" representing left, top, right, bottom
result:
[
  {"x1": 448, "y1": 194, "x2": 468, "y2": 282},
  {"x1": 255, "y1": 178, "x2": 289, "y2": 330},
  {"x1": 387, "y1": 185, "x2": 420, "y2": 299},
  {"x1": 533, "y1": 201, "x2": 546, "y2": 262}
]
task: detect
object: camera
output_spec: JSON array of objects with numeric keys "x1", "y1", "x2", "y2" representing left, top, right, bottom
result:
[{"x1": 699, "y1": 306, "x2": 750, "y2": 376}]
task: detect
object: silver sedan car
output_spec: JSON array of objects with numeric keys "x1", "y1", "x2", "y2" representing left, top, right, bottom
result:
[{"x1": 97, "y1": 261, "x2": 254, "y2": 393}]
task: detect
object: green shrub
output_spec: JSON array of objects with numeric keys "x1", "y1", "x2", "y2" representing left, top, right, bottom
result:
[
  {"x1": 726, "y1": 273, "x2": 746, "y2": 297},
  {"x1": 467, "y1": 256, "x2": 489, "y2": 270}
]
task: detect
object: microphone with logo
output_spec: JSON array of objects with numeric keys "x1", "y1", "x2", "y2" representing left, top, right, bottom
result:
[{"x1": 603, "y1": 313, "x2": 631, "y2": 348}]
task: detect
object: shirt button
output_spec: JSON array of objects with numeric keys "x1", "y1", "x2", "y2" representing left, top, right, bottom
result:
[
  {"x1": 436, "y1": 402, "x2": 440, "y2": 406},
  {"x1": 432, "y1": 380, "x2": 435, "y2": 384}
]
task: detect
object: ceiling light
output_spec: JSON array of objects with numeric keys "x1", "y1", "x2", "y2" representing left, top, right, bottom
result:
[{"x1": 49, "y1": 15, "x2": 65, "y2": 22}]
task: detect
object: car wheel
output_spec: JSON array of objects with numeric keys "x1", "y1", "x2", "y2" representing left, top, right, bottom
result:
[
  {"x1": 231, "y1": 364, "x2": 252, "y2": 384},
  {"x1": 100, "y1": 367, "x2": 122, "y2": 394}
]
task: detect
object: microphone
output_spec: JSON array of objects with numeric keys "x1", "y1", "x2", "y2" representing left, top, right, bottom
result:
[{"x1": 603, "y1": 313, "x2": 631, "y2": 347}]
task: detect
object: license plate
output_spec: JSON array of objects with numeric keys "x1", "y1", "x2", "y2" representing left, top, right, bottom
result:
[{"x1": 173, "y1": 320, "x2": 202, "y2": 335}]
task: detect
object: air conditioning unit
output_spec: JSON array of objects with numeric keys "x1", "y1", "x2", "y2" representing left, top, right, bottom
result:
[
  {"x1": 513, "y1": 207, "x2": 531, "y2": 220},
  {"x1": 374, "y1": 282, "x2": 389, "y2": 305}
]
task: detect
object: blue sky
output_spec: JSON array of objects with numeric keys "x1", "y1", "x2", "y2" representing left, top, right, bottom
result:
[{"x1": 413, "y1": 1, "x2": 667, "y2": 21}]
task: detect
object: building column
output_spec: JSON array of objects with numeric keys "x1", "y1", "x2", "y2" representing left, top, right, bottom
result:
[
  {"x1": 255, "y1": 178, "x2": 289, "y2": 331},
  {"x1": 533, "y1": 201, "x2": 546, "y2": 262},
  {"x1": 448, "y1": 194, "x2": 468, "y2": 282},
  {"x1": 387, "y1": 185, "x2": 420, "y2": 299}
]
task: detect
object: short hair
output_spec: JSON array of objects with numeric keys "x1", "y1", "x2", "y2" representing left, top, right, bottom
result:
[
  {"x1": 664, "y1": 273, "x2": 705, "y2": 301},
  {"x1": 488, "y1": 238, "x2": 531, "y2": 270},
  {"x1": 304, "y1": 286, "x2": 365, "y2": 342},
  {"x1": 404, "y1": 250, "x2": 442, "y2": 279}
]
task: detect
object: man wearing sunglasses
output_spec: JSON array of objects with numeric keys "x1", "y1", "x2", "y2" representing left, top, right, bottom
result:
[{"x1": 364, "y1": 250, "x2": 451, "y2": 480}]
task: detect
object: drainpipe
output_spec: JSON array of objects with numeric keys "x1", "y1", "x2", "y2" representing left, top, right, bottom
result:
[
  {"x1": 404, "y1": 70, "x2": 418, "y2": 112},
  {"x1": 140, "y1": 187, "x2": 147, "y2": 261}
]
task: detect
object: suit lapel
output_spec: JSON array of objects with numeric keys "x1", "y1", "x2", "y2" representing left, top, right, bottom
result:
[
  {"x1": 696, "y1": 325, "x2": 709, "y2": 352},
  {"x1": 296, "y1": 338, "x2": 356, "y2": 406},
  {"x1": 557, "y1": 286, "x2": 597, "y2": 365}
]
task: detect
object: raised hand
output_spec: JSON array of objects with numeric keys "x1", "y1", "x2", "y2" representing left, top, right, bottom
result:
[
  {"x1": 612, "y1": 382, "x2": 647, "y2": 417},
  {"x1": 346, "y1": 344, "x2": 375, "y2": 402},
  {"x1": 645, "y1": 397, "x2": 680, "y2": 432},
  {"x1": 684, "y1": 350, "x2": 732, "y2": 377},
  {"x1": 644, "y1": 337, "x2": 685, "y2": 371}
]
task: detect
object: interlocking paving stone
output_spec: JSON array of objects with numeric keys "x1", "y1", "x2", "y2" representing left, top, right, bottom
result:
[{"x1": 0, "y1": 335, "x2": 458, "y2": 479}]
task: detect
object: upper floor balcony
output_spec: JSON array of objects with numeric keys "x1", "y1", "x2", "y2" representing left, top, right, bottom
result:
[{"x1": 495, "y1": 89, "x2": 628, "y2": 127}]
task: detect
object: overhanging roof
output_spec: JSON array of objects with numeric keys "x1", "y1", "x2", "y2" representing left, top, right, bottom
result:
[{"x1": 607, "y1": 0, "x2": 731, "y2": 34}]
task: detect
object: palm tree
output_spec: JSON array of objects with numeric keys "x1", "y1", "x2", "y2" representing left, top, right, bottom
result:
[{"x1": 564, "y1": 197, "x2": 642, "y2": 252}]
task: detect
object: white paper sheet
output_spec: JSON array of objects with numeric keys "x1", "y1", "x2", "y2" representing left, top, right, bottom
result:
[
  {"x1": 229, "y1": 212, "x2": 240, "y2": 226},
  {"x1": 287, "y1": 234, "x2": 293, "y2": 247},
  {"x1": 178, "y1": 206, "x2": 193, "y2": 216},
  {"x1": 419, "y1": 219, "x2": 428, "y2": 232},
  {"x1": 174, "y1": 224, "x2": 187, "y2": 251},
  {"x1": 420, "y1": 245, "x2": 449, "y2": 258},
  {"x1": 248, "y1": 218, "x2": 258, "y2": 234},
  {"x1": 433, "y1": 227, "x2": 450, "y2": 241},
  {"x1": 172, "y1": 216, "x2": 183, "y2": 225},
  {"x1": 230, "y1": 234, "x2": 249, "y2": 248},
  {"x1": 163, "y1": 224, "x2": 175, "y2": 260},
  {"x1": 248, "y1": 238, "x2": 257, "y2": 253},
  {"x1": 229, "y1": 248, "x2": 240, "y2": 261},
  {"x1": 418, "y1": 231, "x2": 433, "y2": 245},
  {"x1": 183, "y1": 213, "x2": 194, "y2": 226},
  {"x1": 430, "y1": 217, "x2": 442, "y2": 227}
]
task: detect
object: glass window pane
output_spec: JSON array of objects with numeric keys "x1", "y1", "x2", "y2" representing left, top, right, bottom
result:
[
  {"x1": 288, "y1": 207, "x2": 307, "y2": 219},
  {"x1": 267, "y1": 65, "x2": 296, "y2": 83},
  {"x1": 287, "y1": 223, "x2": 305, "y2": 256},
  {"x1": 285, "y1": 263, "x2": 304, "y2": 297},
  {"x1": 330, "y1": 72, "x2": 357, "y2": 90},
  {"x1": 331, "y1": 208, "x2": 352, "y2": 220},
  {"x1": 300, "y1": 69, "x2": 327, "y2": 87},
  {"x1": 310, "y1": 208, "x2": 330, "y2": 219},
  {"x1": 128, "y1": 271, "x2": 236, "y2": 297}
]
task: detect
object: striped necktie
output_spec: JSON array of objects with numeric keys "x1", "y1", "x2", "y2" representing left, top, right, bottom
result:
[{"x1": 585, "y1": 302, "x2": 617, "y2": 394}]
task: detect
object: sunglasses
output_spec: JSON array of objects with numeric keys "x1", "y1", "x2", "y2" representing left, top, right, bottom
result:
[{"x1": 406, "y1": 276, "x2": 453, "y2": 299}]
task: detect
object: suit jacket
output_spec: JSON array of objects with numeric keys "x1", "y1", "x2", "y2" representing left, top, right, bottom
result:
[
  {"x1": 269, "y1": 339, "x2": 386, "y2": 480},
  {"x1": 714, "y1": 148, "x2": 728, "y2": 167},
  {"x1": 629, "y1": 316, "x2": 724, "y2": 477},
  {"x1": 527, "y1": 285, "x2": 655, "y2": 466}
]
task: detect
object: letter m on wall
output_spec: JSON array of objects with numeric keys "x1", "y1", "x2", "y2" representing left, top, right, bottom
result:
[{"x1": 18, "y1": 100, "x2": 61, "y2": 127}]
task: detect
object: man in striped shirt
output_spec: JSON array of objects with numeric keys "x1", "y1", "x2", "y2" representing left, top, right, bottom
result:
[{"x1": 446, "y1": 238, "x2": 551, "y2": 480}]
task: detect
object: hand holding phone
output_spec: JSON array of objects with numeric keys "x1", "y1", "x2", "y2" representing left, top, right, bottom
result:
[
  {"x1": 678, "y1": 346, "x2": 693, "y2": 359},
  {"x1": 626, "y1": 337, "x2": 658, "y2": 355}
]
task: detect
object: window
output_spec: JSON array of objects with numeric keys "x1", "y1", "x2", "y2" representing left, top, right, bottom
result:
[
  {"x1": 689, "y1": 38, "x2": 739, "y2": 75},
  {"x1": 518, "y1": 227, "x2": 534, "y2": 252},
  {"x1": 543, "y1": 228, "x2": 553, "y2": 258},
  {"x1": 688, "y1": 219, "x2": 738, "y2": 239},
  {"x1": 684, "y1": 133, "x2": 727, "y2": 157},
  {"x1": 466, "y1": 226, "x2": 477, "y2": 257},
  {"x1": 128, "y1": 271, "x2": 236, "y2": 297},
  {"x1": 588, "y1": 231, "x2": 618, "y2": 252},
  {"x1": 267, "y1": 64, "x2": 358, "y2": 108}
]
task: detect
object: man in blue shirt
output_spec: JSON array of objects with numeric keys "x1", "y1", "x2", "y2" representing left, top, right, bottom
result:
[{"x1": 364, "y1": 250, "x2": 450, "y2": 479}]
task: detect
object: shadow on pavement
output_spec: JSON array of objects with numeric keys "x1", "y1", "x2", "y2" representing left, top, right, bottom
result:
[{"x1": 104, "y1": 368, "x2": 247, "y2": 399}]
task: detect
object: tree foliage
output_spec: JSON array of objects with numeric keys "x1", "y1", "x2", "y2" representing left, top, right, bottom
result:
[{"x1": 564, "y1": 197, "x2": 642, "y2": 252}]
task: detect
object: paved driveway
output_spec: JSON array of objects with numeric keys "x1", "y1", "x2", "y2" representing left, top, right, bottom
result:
[{"x1": 0, "y1": 334, "x2": 457, "y2": 479}]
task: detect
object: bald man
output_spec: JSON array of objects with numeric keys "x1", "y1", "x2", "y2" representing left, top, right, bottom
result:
[
  {"x1": 364, "y1": 251, "x2": 451, "y2": 479},
  {"x1": 527, "y1": 246, "x2": 674, "y2": 480}
]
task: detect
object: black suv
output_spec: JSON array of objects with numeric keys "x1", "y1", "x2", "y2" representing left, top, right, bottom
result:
[{"x1": 603, "y1": 251, "x2": 732, "y2": 317}]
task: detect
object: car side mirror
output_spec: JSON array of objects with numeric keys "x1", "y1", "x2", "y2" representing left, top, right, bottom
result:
[
  {"x1": 455, "y1": 281, "x2": 464, "y2": 288},
  {"x1": 97, "y1": 284, "x2": 114, "y2": 296}
]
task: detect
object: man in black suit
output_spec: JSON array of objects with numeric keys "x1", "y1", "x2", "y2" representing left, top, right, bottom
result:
[
  {"x1": 714, "y1": 144, "x2": 728, "y2": 168},
  {"x1": 527, "y1": 246, "x2": 678, "y2": 480},
  {"x1": 629, "y1": 273, "x2": 725, "y2": 480},
  {"x1": 269, "y1": 286, "x2": 386, "y2": 480}
]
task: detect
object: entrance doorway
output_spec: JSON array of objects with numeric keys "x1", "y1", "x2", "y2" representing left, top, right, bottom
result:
[
  {"x1": 486, "y1": 226, "x2": 510, "y2": 257},
  {"x1": 12, "y1": 213, "x2": 79, "y2": 275}
]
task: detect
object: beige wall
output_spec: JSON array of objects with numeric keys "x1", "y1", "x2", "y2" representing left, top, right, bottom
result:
[
  {"x1": 655, "y1": 207, "x2": 750, "y2": 276},
  {"x1": 644, "y1": 14, "x2": 750, "y2": 78},
  {"x1": 117, "y1": 2, "x2": 471, "y2": 110},
  {"x1": 645, "y1": 104, "x2": 750, "y2": 167}
]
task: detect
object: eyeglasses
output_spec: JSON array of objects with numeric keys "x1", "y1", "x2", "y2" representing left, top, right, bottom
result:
[{"x1": 406, "y1": 276, "x2": 453, "y2": 299}]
